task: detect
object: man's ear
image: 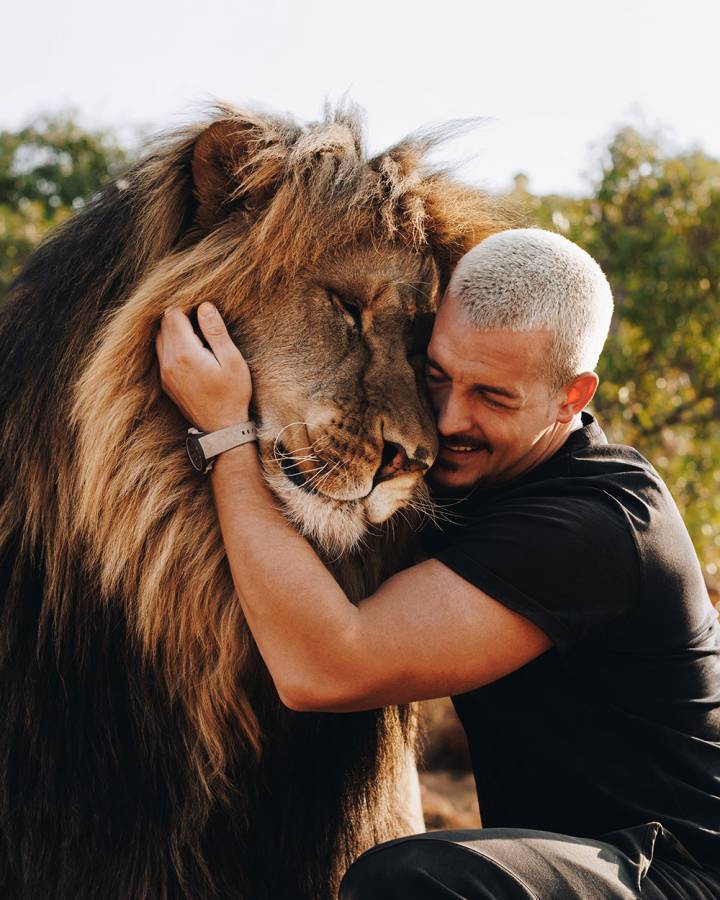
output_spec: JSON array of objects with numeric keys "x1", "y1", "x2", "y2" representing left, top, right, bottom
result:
[
  {"x1": 191, "y1": 117, "x2": 286, "y2": 230},
  {"x1": 556, "y1": 372, "x2": 599, "y2": 423}
]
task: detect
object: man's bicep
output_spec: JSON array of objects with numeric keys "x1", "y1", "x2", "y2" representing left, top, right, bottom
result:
[{"x1": 347, "y1": 559, "x2": 553, "y2": 709}]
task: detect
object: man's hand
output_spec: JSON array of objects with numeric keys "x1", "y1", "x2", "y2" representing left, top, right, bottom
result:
[{"x1": 155, "y1": 302, "x2": 253, "y2": 432}]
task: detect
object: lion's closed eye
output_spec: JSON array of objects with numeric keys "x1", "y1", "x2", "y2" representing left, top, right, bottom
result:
[{"x1": 327, "y1": 289, "x2": 362, "y2": 330}]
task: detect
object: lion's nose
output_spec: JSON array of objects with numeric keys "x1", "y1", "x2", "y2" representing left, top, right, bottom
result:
[{"x1": 373, "y1": 440, "x2": 429, "y2": 485}]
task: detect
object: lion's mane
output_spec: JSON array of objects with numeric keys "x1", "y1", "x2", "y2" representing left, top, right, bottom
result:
[{"x1": 0, "y1": 104, "x2": 510, "y2": 898}]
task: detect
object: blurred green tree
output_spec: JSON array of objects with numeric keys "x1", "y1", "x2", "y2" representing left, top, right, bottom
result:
[
  {"x1": 516, "y1": 129, "x2": 720, "y2": 591},
  {"x1": 0, "y1": 112, "x2": 128, "y2": 297}
]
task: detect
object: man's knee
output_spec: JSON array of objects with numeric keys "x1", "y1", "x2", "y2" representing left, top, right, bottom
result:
[
  {"x1": 339, "y1": 840, "x2": 426, "y2": 900},
  {"x1": 339, "y1": 834, "x2": 533, "y2": 900}
]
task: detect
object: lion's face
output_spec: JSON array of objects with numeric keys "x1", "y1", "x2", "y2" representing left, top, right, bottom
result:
[
  {"x1": 231, "y1": 243, "x2": 439, "y2": 552},
  {"x1": 122, "y1": 109, "x2": 503, "y2": 556}
]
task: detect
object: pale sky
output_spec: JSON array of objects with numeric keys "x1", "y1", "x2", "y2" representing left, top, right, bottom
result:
[{"x1": 4, "y1": 0, "x2": 719, "y2": 195}]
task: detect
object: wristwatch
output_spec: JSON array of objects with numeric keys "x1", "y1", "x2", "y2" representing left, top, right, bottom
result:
[{"x1": 185, "y1": 421, "x2": 257, "y2": 474}]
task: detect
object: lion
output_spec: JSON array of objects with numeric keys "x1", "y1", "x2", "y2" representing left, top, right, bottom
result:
[{"x1": 0, "y1": 103, "x2": 509, "y2": 899}]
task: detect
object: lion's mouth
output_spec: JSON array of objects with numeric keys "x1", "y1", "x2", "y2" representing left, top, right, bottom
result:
[
  {"x1": 268, "y1": 439, "x2": 429, "y2": 543},
  {"x1": 274, "y1": 440, "x2": 377, "y2": 502},
  {"x1": 273, "y1": 435, "x2": 430, "y2": 507}
]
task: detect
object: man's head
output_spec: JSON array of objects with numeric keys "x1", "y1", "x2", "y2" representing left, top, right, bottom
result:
[{"x1": 425, "y1": 228, "x2": 613, "y2": 492}]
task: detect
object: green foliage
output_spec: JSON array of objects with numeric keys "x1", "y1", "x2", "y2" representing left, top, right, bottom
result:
[
  {"x1": 0, "y1": 112, "x2": 128, "y2": 297},
  {"x1": 516, "y1": 129, "x2": 720, "y2": 590}
]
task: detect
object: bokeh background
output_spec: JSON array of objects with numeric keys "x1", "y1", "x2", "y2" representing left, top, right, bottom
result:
[{"x1": 3, "y1": 0, "x2": 718, "y2": 828}]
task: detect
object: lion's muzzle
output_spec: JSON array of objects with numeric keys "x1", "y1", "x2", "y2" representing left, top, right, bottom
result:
[{"x1": 373, "y1": 441, "x2": 430, "y2": 486}]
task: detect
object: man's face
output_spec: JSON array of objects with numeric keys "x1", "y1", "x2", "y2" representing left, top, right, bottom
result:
[{"x1": 425, "y1": 289, "x2": 565, "y2": 493}]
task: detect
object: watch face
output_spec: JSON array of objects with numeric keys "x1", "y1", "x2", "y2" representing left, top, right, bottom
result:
[{"x1": 186, "y1": 435, "x2": 205, "y2": 472}]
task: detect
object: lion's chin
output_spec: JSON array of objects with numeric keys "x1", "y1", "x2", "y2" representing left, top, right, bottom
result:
[
  {"x1": 364, "y1": 472, "x2": 423, "y2": 525},
  {"x1": 262, "y1": 467, "x2": 422, "y2": 557}
]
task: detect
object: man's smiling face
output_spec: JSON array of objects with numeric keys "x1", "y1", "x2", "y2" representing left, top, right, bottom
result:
[{"x1": 425, "y1": 288, "x2": 565, "y2": 493}]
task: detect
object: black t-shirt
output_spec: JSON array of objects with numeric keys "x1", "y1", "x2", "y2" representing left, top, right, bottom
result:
[{"x1": 422, "y1": 412, "x2": 720, "y2": 866}]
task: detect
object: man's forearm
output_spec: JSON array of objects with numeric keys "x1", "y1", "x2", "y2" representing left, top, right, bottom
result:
[{"x1": 209, "y1": 444, "x2": 361, "y2": 708}]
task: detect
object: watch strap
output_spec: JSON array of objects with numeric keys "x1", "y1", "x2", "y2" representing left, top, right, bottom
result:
[{"x1": 197, "y1": 421, "x2": 257, "y2": 460}]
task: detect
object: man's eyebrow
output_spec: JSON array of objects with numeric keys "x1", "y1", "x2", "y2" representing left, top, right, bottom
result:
[
  {"x1": 425, "y1": 355, "x2": 449, "y2": 376},
  {"x1": 425, "y1": 355, "x2": 521, "y2": 401}
]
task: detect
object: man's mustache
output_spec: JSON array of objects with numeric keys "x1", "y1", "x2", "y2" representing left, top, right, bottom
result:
[{"x1": 439, "y1": 434, "x2": 493, "y2": 454}]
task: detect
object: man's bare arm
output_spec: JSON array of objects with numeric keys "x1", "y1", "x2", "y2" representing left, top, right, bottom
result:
[{"x1": 211, "y1": 445, "x2": 552, "y2": 713}]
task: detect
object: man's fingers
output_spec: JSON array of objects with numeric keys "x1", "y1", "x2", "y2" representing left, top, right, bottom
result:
[
  {"x1": 159, "y1": 303, "x2": 244, "y2": 375},
  {"x1": 162, "y1": 306, "x2": 207, "y2": 355},
  {"x1": 197, "y1": 302, "x2": 242, "y2": 368},
  {"x1": 156, "y1": 304, "x2": 252, "y2": 430}
]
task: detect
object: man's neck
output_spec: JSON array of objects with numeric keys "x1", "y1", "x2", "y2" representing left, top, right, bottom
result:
[{"x1": 529, "y1": 413, "x2": 585, "y2": 471}]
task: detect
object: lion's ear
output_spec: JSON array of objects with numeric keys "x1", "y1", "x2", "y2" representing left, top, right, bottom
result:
[{"x1": 191, "y1": 118, "x2": 283, "y2": 230}]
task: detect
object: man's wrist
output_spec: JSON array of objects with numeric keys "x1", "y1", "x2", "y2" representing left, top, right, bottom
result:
[
  {"x1": 210, "y1": 440, "x2": 259, "y2": 476},
  {"x1": 202, "y1": 412, "x2": 251, "y2": 433},
  {"x1": 187, "y1": 415, "x2": 256, "y2": 474}
]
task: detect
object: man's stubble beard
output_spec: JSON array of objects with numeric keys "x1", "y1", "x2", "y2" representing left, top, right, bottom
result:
[{"x1": 426, "y1": 447, "x2": 494, "y2": 499}]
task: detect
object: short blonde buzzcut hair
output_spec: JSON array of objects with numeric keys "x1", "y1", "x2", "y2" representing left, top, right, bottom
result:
[{"x1": 447, "y1": 228, "x2": 614, "y2": 390}]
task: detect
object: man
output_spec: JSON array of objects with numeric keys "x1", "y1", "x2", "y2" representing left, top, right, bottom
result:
[{"x1": 156, "y1": 229, "x2": 720, "y2": 897}]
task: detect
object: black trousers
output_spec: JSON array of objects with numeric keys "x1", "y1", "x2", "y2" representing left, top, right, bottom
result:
[{"x1": 339, "y1": 823, "x2": 720, "y2": 899}]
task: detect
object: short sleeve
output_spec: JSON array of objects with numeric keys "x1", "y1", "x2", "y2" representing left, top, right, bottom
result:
[{"x1": 431, "y1": 491, "x2": 641, "y2": 652}]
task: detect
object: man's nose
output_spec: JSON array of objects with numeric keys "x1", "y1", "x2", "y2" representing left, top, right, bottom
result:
[{"x1": 435, "y1": 389, "x2": 473, "y2": 438}]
